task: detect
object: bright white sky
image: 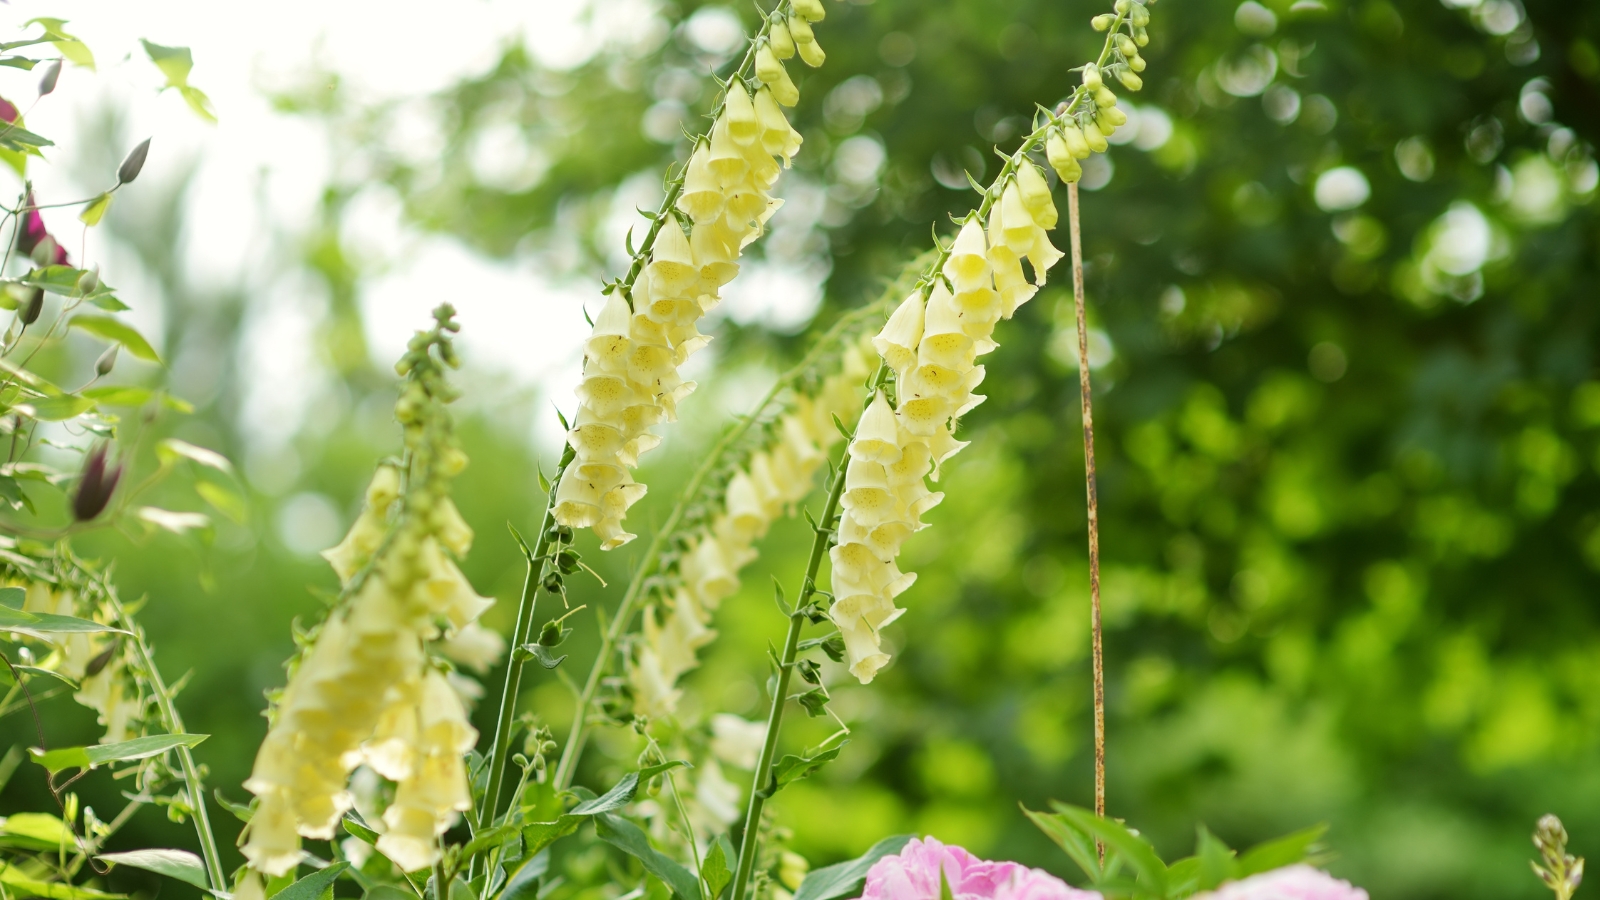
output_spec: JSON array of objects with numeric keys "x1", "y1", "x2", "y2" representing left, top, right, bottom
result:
[{"x1": 0, "y1": 0, "x2": 658, "y2": 460}]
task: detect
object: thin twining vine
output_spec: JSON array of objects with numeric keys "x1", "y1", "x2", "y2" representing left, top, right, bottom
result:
[{"x1": 548, "y1": 261, "x2": 924, "y2": 792}]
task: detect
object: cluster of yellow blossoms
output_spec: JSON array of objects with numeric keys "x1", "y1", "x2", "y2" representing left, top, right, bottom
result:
[
  {"x1": 242, "y1": 312, "x2": 493, "y2": 877},
  {"x1": 18, "y1": 581, "x2": 142, "y2": 742},
  {"x1": 829, "y1": 164, "x2": 1064, "y2": 683},
  {"x1": 554, "y1": 0, "x2": 827, "y2": 551},
  {"x1": 629, "y1": 334, "x2": 875, "y2": 718}
]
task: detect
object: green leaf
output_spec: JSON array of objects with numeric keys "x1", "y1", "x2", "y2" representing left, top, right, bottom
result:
[
  {"x1": 792, "y1": 835, "x2": 913, "y2": 900},
  {"x1": 215, "y1": 789, "x2": 255, "y2": 824},
  {"x1": 28, "y1": 19, "x2": 94, "y2": 68},
  {"x1": 1047, "y1": 804, "x2": 1168, "y2": 896},
  {"x1": 158, "y1": 438, "x2": 233, "y2": 472},
  {"x1": 84, "y1": 291, "x2": 129, "y2": 311},
  {"x1": 460, "y1": 824, "x2": 520, "y2": 859},
  {"x1": 195, "y1": 480, "x2": 247, "y2": 524},
  {"x1": 82, "y1": 386, "x2": 154, "y2": 407},
  {"x1": 0, "y1": 663, "x2": 78, "y2": 689},
  {"x1": 136, "y1": 506, "x2": 211, "y2": 534},
  {"x1": 141, "y1": 39, "x2": 194, "y2": 87},
  {"x1": 571, "y1": 761, "x2": 688, "y2": 816},
  {"x1": 363, "y1": 887, "x2": 415, "y2": 900},
  {"x1": 29, "y1": 732, "x2": 207, "y2": 774},
  {"x1": 343, "y1": 813, "x2": 379, "y2": 845},
  {"x1": 98, "y1": 849, "x2": 209, "y2": 889},
  {"x1": 268, "y1": 862, "x2": 349, "y2": 900},
  {"x1": 22, "y1": 265, "x2": 89, "y2": 295},
  {"x1": 70, "y1": 315, "x2": 160, "y2": 363},
  {"x1": 1236, "y1": 825, "x2": 1330, "y2": 877},
  {"x1": 703, "y1": 839, "x2": 732, "y2": 900},
  {"x1": 0, "y1": 586, "x2": 21, "y2": 608},
  {"x1": 26, "y1": 395, "x2": 94, "y2": 421},
  {"x1": 1022, "y1": 806, "x2": 1103, "y2": 882},
  {"x1": 595, "y1": 813, "x2": 701, "y2": 900},
  {"x1": 521, "y1": 816, "x2": 581, "y2": 857},
  {"x1": 1194, "y1": 825, "x2": 1237, "y2": 891},
  {"x1": 501, "y1": 849, "x2": 550, "y2": 900},
  {"x1": 179, "y1": 86, "x2": 217, "y2": 122},
  {"x1": 1, "y1": 811, "x2": 75, "y2": 851},
  {"x1": 1, "y1": 862, "x2": 124, "y2": 899},
  {"x1": 80, "y1": 193, "x2": 112, "y2": 226},
  {"x1": 0, "y1": 604, "x2": 126, "y2": 636},
  {"x1": 0, "y1": 125, "x2": 54, "y2": 151},
  {"x1": 771, "y1": 742, "x2": 846, "y2": 793}
]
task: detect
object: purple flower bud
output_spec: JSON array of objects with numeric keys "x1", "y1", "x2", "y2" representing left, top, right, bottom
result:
[
  {"x1": 0, "y1": 95, "x2": 16, "y2": 124},
  {"x1": 16, "y1": 193, "x2": 70, "y2": 266},
  {"x1": 73, "y1": 444, "x2": 123, "y2": 522}
]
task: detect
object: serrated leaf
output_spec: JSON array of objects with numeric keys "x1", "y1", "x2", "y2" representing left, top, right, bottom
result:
[
  {"x1": 595, "y1": 814, "x2": 700, "y2": 900},
  {"x1": 460, "y1": 824, "x2": 521, "y2": 859},
  {"x1": 70, "y1": 315, "x2": 160, "y2": 363},
  {"x1": 792, "y1": 835, "x2": 913, "y2": 900},
  {"x1": 98, "y1": 849, "x2": 208, "y2": 889},
  {"x1": 267, "y1": 861, "x2": 348, "y2": 900},
  {"x1": 79, "y1": 193, "x2": 112, "y2": 226},
  {"x1": 771, "y1": 742, "x2": 846, "y2": 792},
  {"x1": 30, "y1": 733, "x2": 207, "y2": 774}
]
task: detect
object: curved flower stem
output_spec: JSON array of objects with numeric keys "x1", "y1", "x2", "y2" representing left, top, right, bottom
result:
[
  {"x1": 728, "y1": 363, "x2": 886, "y2": 900},
  {"x1": 551, "y1": 291, "x2": 907, "y2": 793},
  {"x1": 102, "y1": 588, "x2": 226, "y2": 892},
  {"x1": 1066, "y1": 184, "x2": 1106, "y2": 853},
  {"x1": 481, "y1": 443, "x2": 575, "y2": 830}
]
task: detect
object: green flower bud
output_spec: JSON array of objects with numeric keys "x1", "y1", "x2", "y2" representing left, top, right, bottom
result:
[
  {"x1": 1117, "y1": 69, "x2": 1144, "y2": 91},
  {"x1": 1084, "y1": 123, "x2": 1109, "y2": 153},
  {"x1": 1046, "y1": 130, "x2": 1075, "y2": 175},
  {"x1": 1091, "y1": 13, "x2": 1116, "y2": 30},
  {"x1": 1061, "y1": 122, "x2": 1091, "y2": 158},
  {"x1": 1116, "y1": 34, "x2": 1138, "y2": 56},
  {"x1": 1129, "y1": 54, "x2": 1147, "y2": 72},
  {"x1": 117, "y1": 138, "x2": 151, "y2": 185},
  {"x1": 793, "y1": 0, "x2": 825, "y2": 22},
  {"x1": 1133, "y1": 25, "x2": 1150, "y2": 46},
  {"x1": 1131, "y1": 4, "x2": 1151, "y2": 26},
  {"x1": 1114, "y1": 0, "x2": 1131, "y2": 12},
  {"x1": 30, "y1": 237, "x2": 57, "y2": 268},
  {"x1": 76, "y1": 267, "x2": 99, "y2": 295},
  {"x1": 20, "y1": 287, "x2": 43, "y2": 325},
  {"x1": 1095, "y1": 115, "x2": 1118, "y2": 137},
  {"x1": 95, "y1": 344, "x2": 118, "y2": 377},
  {"x1": 769, "y1": 18, "x2": 796, "y2": 59},
  {"x1": 1082, "y1": 63, "x2": 1103, "y2": 90},
  {"x1": 792, "y1": 16, "x2": 825, "y2": 68},
  {"x1": 1100, "y1": 106, "x2": 1129, "y2": 127},
  {"x1": 1095, "y1": 86, "x2": 1118, "y2": 108}
]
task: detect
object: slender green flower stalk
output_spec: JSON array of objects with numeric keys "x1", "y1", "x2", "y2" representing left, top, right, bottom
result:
[
  {"x1": 551, "y1": 259, "x2": 930, "y2": 792},
  {"x1": 240, "y1": 306, "x2": 493, "y2": 883},
  {"x1": 551, "y1": 0, "x2": 831, "y2": 550}
]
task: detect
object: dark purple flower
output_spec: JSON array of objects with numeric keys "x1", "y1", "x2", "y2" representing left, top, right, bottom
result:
[
  {"x1": 16, "y1": 192, "x2": 69, "y2": 266},
  {"x1": 0, "y1": 95, "x2": 16, "y2": 124},
  {"x1": 73, "y1": 444, "x2": 123, "y2": 522}
]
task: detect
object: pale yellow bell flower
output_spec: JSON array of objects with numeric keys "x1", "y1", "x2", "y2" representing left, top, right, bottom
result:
[
  {"x1": 242, "y1": 788, "x2": 303, "y2": 876},
  {"x1": 584, "y1": 291, "x2": 634, "y2": 371},
  {"x1": 873, "y1": 290, "x2": 925, "y2": 376},
  {"x1": 724, "y1": 80, "x2": 760, "y2": 146},
  {"x1": 986, "y1": 243, "x2": 1038, "y2": 318},
  {"x1": 753, "y1": 87, "x2": 802, "y2": 163},
  {"x1": 840, "y1": 620, "x2": 895, "y2": 684},
  {"x1": 943, "y1": 219, "x2": 991, "y2": 293},
  {"x1": 1016, "y1": 161, "x2": 1058, "y2": 229},
  {"x1": 439, "y1": 620, "x2": 506, "y2": 675},
  {"x1": 678, "y1": 143, "x2": 727, "y2": 224},
  {"x1": 323, "y1": 508, "x2": 388, "y2": 586},
  {"x1": 646, "y1": 213, "x2": 700, "y2": 298},
  {"x1": 710, "y1": 714, "x2": 767, "y2": 769},
  {"x1": 429, "y1": 498, "x2": 474, "y2": 558},
  {"x1": 918, "y1": 283, "x2": 977, "y2": 370},
  {"x1": 849, "y1": 391, "x2": 903, "y2": 465},
  {"x1": 594, "y1": 517, "x2": 637, "y2": 552}
]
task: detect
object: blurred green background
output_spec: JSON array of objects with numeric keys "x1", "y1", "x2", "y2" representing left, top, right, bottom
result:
[{"x1": 5, "y1": 0, "x2": 1600, "y2": 898}]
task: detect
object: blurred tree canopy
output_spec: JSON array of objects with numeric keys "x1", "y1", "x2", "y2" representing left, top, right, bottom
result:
[{"x1": 4, "y1": 1, "x2": 1599, "y2": 899}]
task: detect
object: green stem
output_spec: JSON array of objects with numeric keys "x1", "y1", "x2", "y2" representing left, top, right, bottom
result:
[
  {"x1": 105, "y1": 590, "x2": 226, "y2": 892},
  {"x1": 551, "y1": 295, "x2": 901, "y2": 792},
  {"x1": 480, "y1": 445, "x2": 575, "y2": 830},
  {"x1": 728, "y1": 391, "x2": 867, "y2": 900}
]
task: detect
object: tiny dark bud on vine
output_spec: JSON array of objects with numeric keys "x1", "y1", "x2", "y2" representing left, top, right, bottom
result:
[
  {"x1": 38, "y1": 60, "x2": 61, "y2": 97},
  {"x1": 73, "y1": 444, "x2": 123, "y2": 522},
  {"x1": 84, "y1": 641, "x2": 118, "y2": 677},
  {"x1": 117, "y1": 138, "x2": 152, "y2": 185}
]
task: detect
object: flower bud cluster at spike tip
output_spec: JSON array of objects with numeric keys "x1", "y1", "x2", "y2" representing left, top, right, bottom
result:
[
  {"x1": 831, "y1": 173, "x2": 1065, "y2": 683},
  {"x1": 1042, "y1": 0, "x2": 1155, "y2": 184},
  {"x1": 72, "y1": 444, "x2": 122, "y2": 522},
  {"x1": 242, "y1": 305, "x2": 499, "y2": 877},
  {"x1": 629, "y1": 332, "x2": 878, "y2": 718},
  {"x1": 555, "y1": 3, "x2": 826, "y2": 551}
]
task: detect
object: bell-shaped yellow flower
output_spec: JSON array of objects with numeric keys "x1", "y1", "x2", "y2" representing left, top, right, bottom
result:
[{"x1": 724, "y1": 80, "x2": 760, "y2": 146}]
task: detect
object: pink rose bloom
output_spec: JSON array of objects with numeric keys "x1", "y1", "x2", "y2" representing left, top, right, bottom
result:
[
  {"x1": 861, "y1": 837, "x2": 1099, "y2": 900},
  {"x1": 1209, "y1": 865, "x2": 1369, "y2": 900}
]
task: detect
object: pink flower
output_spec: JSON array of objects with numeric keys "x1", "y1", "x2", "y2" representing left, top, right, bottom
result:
[
  {"x1": 861, "y1": 838, "x2": 1099, "y2": 900},
  {"x1": 1209, "y1": 865, "x2": 1369, "y2": 900}
]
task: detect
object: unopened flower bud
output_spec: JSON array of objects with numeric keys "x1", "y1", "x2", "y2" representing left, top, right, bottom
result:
[
  {"x1": 95, "y1": 344, "x2": 118, "y2": 377},
  {"x1": 117, "y1": 138, "x2": 151, "y2": 185},
  {"x1": 1118, "y1": 69, "x2": 1144, "y2": 91},
  {"x1": 1095, "y1": 86, "x2": 1118, "y2": 108},
  {"x1": 1060, "y1": 123, "x2": 1091, "y2": 159},
  {"x1": 1133, "y1": 25, "x2": 1150, "y2": 46},
  {"x1": 793, "y1": 0, "x2": 825, "y2": 23},
  {"x1": 1083, "y1": 122, "x2": 1109, "y2": 153},
  {"x1": 30, "y1": 237, "x2": 57, "y2": 268},
  {"x1": 20, "y1": 287, "x2": 43, "y2": 325},
  {"x1": 1116, "y1": 34, "x2": 1138, "y2": 56},
  {"x1": 796, "y1": 30, "x2": 826, "y2": 67},
  {"x1": 73, "y1": 444, "x2": 123, "y2": 522},
  {"x1": 1099, "y1": 106, "x2": 1128, "y2": 127},
  {"x1": 769, "y1": 19, "x2": 796, "y2": 59},
  {"x1": 1129, "y1": 54, "x2": 1147, "y2": 72},
  {"x1": 1114, "y1": 0, "x2": 1132, "y2": 13},
  {"x1": 77, "y1": 267, "x2": 99, "y2": 295},
  {"x1": 1131, "y1": 3, "x2": 1151, "y2": 26},
  {"x1": 1046, "y1": 131, "x2": 1080, "y2": 181},
  {"x1": 38, "y1": 60, "x2": 61, "y2": 97},
  {"x1": 756, "y1": 44, "x2": 800, "y2": 106},
  {"x1": 789, "y1": 14, "x2": 815, "y2": 45},
  {"x1": 1052, "y1": 153, "x2": 1083, "y2": 184},
  {"x1": 1091, "y1": 14, "x2": 1116, "y2": 30},
  {"x1": 1082, "y1": 63, "x2": 1102, "y2": 90}
]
